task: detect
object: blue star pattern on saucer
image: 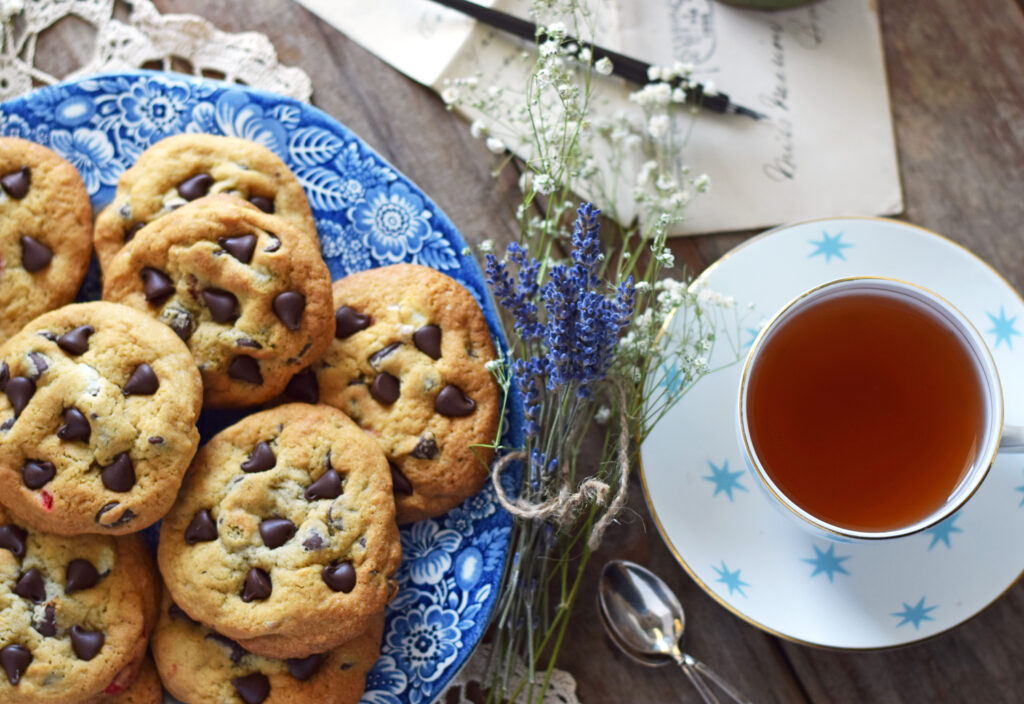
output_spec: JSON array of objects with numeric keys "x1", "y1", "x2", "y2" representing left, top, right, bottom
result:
[
  {"x1": 703, "y1": 460, "x2": 747, "y2": 501},
  {"x1": 925, "y1": 514, "x2": 962, "y2": 550},
  {"x1": 713, "y1": 561, "x2": 750, "y2": 597},
  {"x1": 892, "y1": 597, "x2": 938, "y2": 629},
  {"x1": 742, "y1": 327, "x2": 759, "y2": 349},
  {"x1": 803, "y1": 544, "x2": 851, "y2": 582},
  {"x1": 808, "y1": 231, "x2": 852, "y2": 262},
  {"x1": 987, "y1": 306, "x2": 1020, "y2": 350},
  {"x1": 657, "y1": 358, "x2": 687, "y2": 395}
]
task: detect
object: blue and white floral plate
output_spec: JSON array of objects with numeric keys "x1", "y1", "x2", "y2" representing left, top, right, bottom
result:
[
  {"x1": 641, "y1": 218, "x2": 1024, "y2": 649},
  {"x1": 0, "y1": 71, "x2": 520, "y2": 702}
]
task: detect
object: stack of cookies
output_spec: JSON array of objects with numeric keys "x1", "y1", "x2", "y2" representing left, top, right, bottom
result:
[{"x1": 0, "y1": 132, "x2": 501, "y2": 704}]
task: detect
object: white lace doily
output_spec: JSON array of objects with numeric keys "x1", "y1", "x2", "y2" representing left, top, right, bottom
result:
[{"x1": 0, "y1": 2, "x2": 580, "y2": 702}]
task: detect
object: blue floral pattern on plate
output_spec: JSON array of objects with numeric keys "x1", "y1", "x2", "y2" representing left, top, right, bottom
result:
[{"x1": 0, "y1": 71, "x2": 521, "y2": 703}]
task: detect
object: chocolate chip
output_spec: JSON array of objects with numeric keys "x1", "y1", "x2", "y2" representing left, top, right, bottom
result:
[
  {"x1": 284, "y1": 368, "x2": 318, "y2": 404},
  {"x1": 0, "y1": 524, "x2": 27, "y2": 558},
  {"x1": 123, "y1": 222, "x2": 144, "y2": 243},
  {"x1": 240, "y1": 567, "x2": 272, "y2": 602},
  {"x1": 236, "y1": 338, "x2": 262, "y2": 349},
  {"x1": 14, "y1": 568, "x2": 45, "y2": 603},
  {"x1": 286, "y1": 653, "x2": 325, "y2": 681},
  {"x1": 140, "y1": 267, "x2": 174, "y2": 304},
  {"x1": 263, "y1": 234, "x2": 281, "y2": 253},
  {"x1": 100, "y1": 453, "x2": 135, "y2": 492},
  {"x1": 302, "y1": 534, "x2": 324, "y2": 551},
  {"x1": 57, "y1": 326, "x2": 94, "y2": 355},
  {"x1": 123, "y1": 363, "x2": 158, "y2": 395},
  {"x1": 249, "y1": 196, "x2": 274, "y2": 213},
  {"x1": 205, "y1": 632, "x2": 247, "y2": 663},
  {"x1": 334, "y1": 306, "x2": 370, "y2": 338},
  {"x1": 231, "y1": 673, "x2": 270, "y2": 704},
  {"x1": 35, "y1": 604, "x2": 56, "y2": 637},
  {"x1": 22, "y1": 460, "x2": 55, "y2": 490},
  {"x1": 70, "y1": 625, "x2": 104, "y2": 660},
  {"x1": 287, "y1": 341, "x2": 312, "y2": 364},
  {"x1": 201, "y1": 288, "x2": 240, "y2": 324},
  {"x1": 241, "y1": 442, "x2": 275, "y2": 473},
  {"x1": 185, "y1": 509, "x2": 218, "y2": 544},
  {"x1": 6, "y1": 376, "x2": 35, "y2": 417},
  {"x1": 219, "y1": 234, "x2": 257, "y2": 264},
  {"x1": 389, "y1": 462, "x2": 414, "y2": 495},
  {"x1": 148, "y1": 436, "x2": 164, "y2": 444},
  {"x1": 259, "y1": 518, "x2": 296, "y2": 549},
  {"x1": 411, "y1": 435, "x2": 438, "y2": 460},
  {"x1": 435, "y1": 384, "x2": 476, "y2": 417},
  {"x1": 0, "y1": 419, "x2": 13, "y2": 431},
  {"x1": 272, "y1": 292, "x2": 305, "y2": 331},
  {"x1": 228, "y1": 356, "x2": 263, "y2": 385},
  {"x1": 370, "y1": 372, "x2": 400, "y2": 404},
  {"x1": 178, "y1": 172, "x2": 214, "y2": 200},
  {"x1": 304, "y1": 469, "x2": 342, "y2": 501},
  {"x1": 94, "y1": 502, "x2": 135, "y2": 527},
  {"x1": 0, "y1": 361, "x2": 8, "y2": 390},
  {"x1": 322, "y1": 562, "x2": 356, "y2": 593},
  {"x1": 368, "y1": 343, "x2": 401, "y2": 369},
  {"x1": 20, "y1": 236, "x2": 52, "y2": 273},
  {"x1": 168, "y1": 603, "x2": 199, "y2": 625},
  {"x1": 57, "y1": 408, "x2": 90, "y2": 442},
  {"x1": 1, "y1": 166, "x2": 30, "y2": 198},
  {"x1": 26, "y1": 353, "x2": 47, "y2": 379},
  {"x1": 0, "y1": 644, "x2": 31, "y2": 685},
  {"x1": 65, "y1": 559, "x2": 100, "y2": 593},
  {"x1": 164, "y1": 308, "x2": 195, "y2": 341},
  {"x1": 413, "y1": 325, "x2": 442, "y2": 359}
]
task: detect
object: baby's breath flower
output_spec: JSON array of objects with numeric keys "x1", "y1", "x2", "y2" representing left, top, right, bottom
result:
[
  {"x1": 470, "y1": 120, "x2": 487, "y2": 138},
  {"x1": 486, "y1": 137, "x2": 506, "y2": 154},
  {"x1": 441, "y1": 86, "x2": 459, "y2": 105},
  {"x1": 594, "y1": 406, "x2": 611, "y2": 424},
  {"x1": 595, "y1": 57, "x2": 613, "y2": 75},
  {"x1": 694, "y1": 173, "x2": 711, "y2": 192},
  {"x1": 648, "y1": 114, "x2": 670, "y2": 139}
]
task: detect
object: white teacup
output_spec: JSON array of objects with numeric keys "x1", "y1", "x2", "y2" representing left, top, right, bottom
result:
[{"x1": 737, "y1": 276, "x2": 1007, "y2": 542}]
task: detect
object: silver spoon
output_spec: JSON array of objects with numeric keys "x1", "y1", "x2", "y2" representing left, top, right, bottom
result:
[{"x1": 598, "y1": 559, "x2": 754, "y2": 704}]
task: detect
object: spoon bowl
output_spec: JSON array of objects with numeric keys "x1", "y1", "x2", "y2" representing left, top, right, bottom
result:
[{"x1": 598, "y1": 559, "x2": 754, "y2": 704}]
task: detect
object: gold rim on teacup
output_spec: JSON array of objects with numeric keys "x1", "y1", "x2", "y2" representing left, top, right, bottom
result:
[{"x1": 737, "y1": 275, "x2": 1005, "y2": 541}]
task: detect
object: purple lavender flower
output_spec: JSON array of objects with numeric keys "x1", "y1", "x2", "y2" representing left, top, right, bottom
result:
[{"x1": 486, "y1": 202, "x2": 636, "y2": 403}]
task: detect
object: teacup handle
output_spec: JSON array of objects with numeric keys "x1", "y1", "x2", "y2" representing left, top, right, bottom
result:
[{"x1": 1000, "y1": 425, "x2": 1024, "y2": 452}]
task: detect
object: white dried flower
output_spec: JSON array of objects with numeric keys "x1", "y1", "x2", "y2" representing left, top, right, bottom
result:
[
  {"x1": 595, "y1": 57, "x2": 613, "y2": 75},
  {"x1": 636, "y1": 160, "x2": 657, "y2": 185},
  {"x1": 486, "y1": 137, "x2": 506, "y2": 154},
  {"x1": 694, "y1": 174, "x2": 711, "y2": 192},
  {"x1": 478, "y1": 240, "x2": 495, "y2": 253},
  {"x1": 703, "y1": 80, "x2": 717, "y2": 96},
  {"x1": 533, "y1": 173, "x2": 556, "y2": 195},
  {"x1": 441, "y1": 86, "x2": 460, "y2": 105},
  {"x1": 594, "y1": 406, "x2": 612, "y2": 424},
  {"x1": 648, "y1": 114, "x2": 670, "y2": 139},
  {"x1": 470, "y1": 120, "x2": 487, "y2": 138}
]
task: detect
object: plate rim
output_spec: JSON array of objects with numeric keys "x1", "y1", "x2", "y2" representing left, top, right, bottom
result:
[{"x1": 639, "y1": 215, "x2": 1024, "y2": 651}]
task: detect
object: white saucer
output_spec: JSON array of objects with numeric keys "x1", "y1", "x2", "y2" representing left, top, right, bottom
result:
[{"x1": 640, "y1": 218, "x2": 1024, "y2": 649}]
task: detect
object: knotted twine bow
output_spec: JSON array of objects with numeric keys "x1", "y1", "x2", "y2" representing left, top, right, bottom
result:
[{"x1": 491, "y1": 382, "x2": 631, "y2": 550}]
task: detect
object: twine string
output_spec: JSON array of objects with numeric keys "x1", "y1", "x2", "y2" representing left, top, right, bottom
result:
[{"x1": 490, "y1": 381, "x2": 632, "y2": 550}]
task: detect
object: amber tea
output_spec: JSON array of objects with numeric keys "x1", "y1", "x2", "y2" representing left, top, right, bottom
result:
[{"x1": 744, "y1": 283, "x2": 990, "y2": 534}]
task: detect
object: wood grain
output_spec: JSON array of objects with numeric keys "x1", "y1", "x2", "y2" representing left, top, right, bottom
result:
[{"x1": 126, "y1": 0, "x2": 1024, "y2": 700}]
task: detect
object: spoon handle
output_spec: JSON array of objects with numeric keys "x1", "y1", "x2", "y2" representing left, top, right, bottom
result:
[
  {"x1": 679, "y1": 659, "x2": 721, "y2": 704},
  {"x1": 683, "y1": 654, "x2": 755, "y2": 704}
]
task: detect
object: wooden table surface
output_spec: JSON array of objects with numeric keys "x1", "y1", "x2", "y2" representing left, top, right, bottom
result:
[{"x1": 128, "y1": 1, "x2": 1024, "y2": 701}]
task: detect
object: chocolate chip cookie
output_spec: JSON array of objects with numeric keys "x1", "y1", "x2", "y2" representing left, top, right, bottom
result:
[
  {"x1": 101, "y1": 196, "x2": 333, "y2": 408},
  {"x1": 91, "y1": 655, "x2": 162, "y2": 704},
  {"x1": 0, "y1": 137, "x2": 92, "y2": 344},
  {"x1": 93, "y1": 133, "x2": 316, "y2": 272},
  {"x1": 153, "y1": 591, "x2": 383, "y2": 704},
  {"x1": 306, "y1": 264, "x2": 499, "y2": 524},
  {"x1": 157, "y1": 403, "x2": 401, "y2": 659},
  {"x1": 0, "y1": 506, "x2": 161, "y2": 704},
  {"x1": 0, "y1": 301, "x2": 202, "y2": 536}
]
